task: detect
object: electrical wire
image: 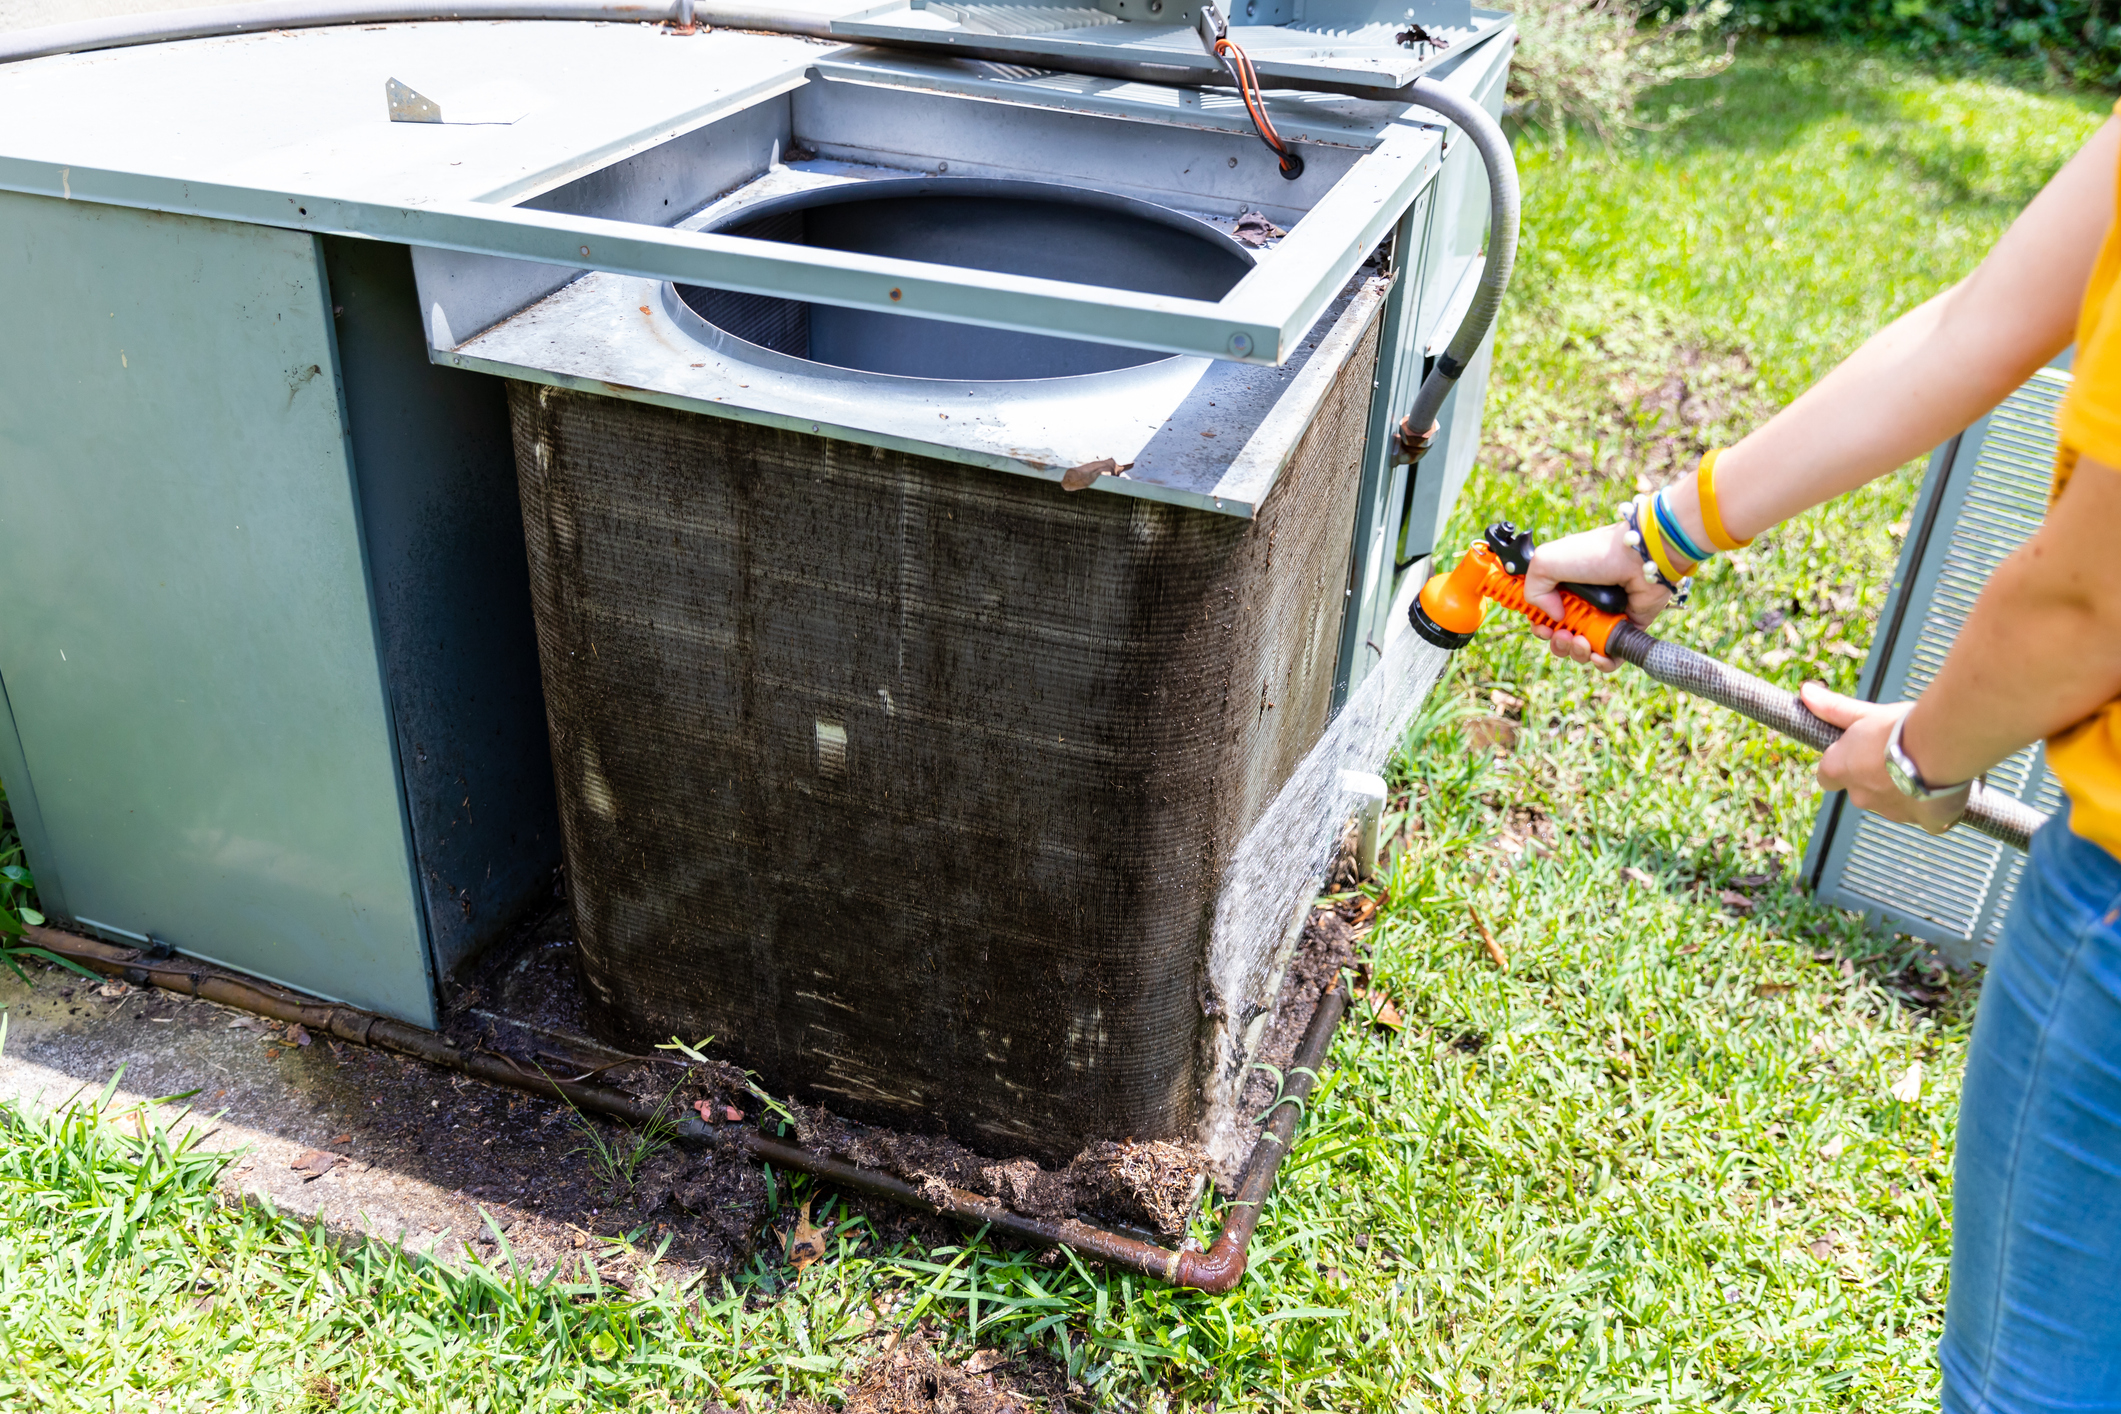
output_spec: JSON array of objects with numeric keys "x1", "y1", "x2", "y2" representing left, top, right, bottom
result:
[{"x1": 1213, "y1": 35, "x2": 1303, "y2": 181}]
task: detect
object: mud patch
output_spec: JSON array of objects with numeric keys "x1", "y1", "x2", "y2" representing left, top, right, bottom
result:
[
  {"x1": 1236, "y1": 897, "x2": 1367, "y2": 1124},
  {"x1": 790, "y1": 1105, "x2": 1205, "y2": 1242},
  {"x1": 788, "y1": 1334, "x2": 1072, "y2": 1414}
]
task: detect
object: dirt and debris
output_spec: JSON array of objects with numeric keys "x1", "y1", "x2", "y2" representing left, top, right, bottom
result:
[
  {"x1": 1236, "y1": 897, "x2": 1368, "y2": 1125},
  {"x1": 785, "y1": 1198, "x2": 832, "y2": 1274},
  {"x1": 783, "y1": 1331, "x2": 1073, "y2": 1414},
  {"x1": 1059, "y1": 457, "x2": 1114, "y2": 491},
  {"x1": 1231, "y1": 211, "x2": 1285, "y2": 247},
  {"x1": 788, "y1": 1103, "x2": 1206, "y2": 1242},
  {"x1": 1463, "y1": 713, "x2": 1518, "y2": 752}
]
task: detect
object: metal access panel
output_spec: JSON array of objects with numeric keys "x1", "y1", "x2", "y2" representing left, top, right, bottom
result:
[
  {"x1": 1335, "y1": 31, "x2": 1507, "y2": 699},
  {"x1": 0, "y1": 196, "x2": 434, "y2": 1018},
  {"x1": 1803, "y1": 363, "x2": 2071, "y2": 966}
]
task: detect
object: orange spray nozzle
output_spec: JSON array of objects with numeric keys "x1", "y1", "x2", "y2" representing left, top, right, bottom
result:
[{"x1": 1409, "y1": 525, "x2": 1628, "y2": 655}]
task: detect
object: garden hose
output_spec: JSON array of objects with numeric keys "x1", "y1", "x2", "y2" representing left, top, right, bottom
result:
[{"x1": 1408, "y1": 523, "x2": 2049, "y2": 852}]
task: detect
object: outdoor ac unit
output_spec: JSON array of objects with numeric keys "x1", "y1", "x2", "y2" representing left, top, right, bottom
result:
[{"x1": 1803, "y1": 362, "x2": 2071, "y2": 965}]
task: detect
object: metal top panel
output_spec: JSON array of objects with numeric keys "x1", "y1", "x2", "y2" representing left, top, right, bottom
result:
[
  {"x1": 0, "y1": 13, "x2": 1482, "y2": 365},
  {"x1": 0, "y1": 20, "x2": 831, "y2": 204}
]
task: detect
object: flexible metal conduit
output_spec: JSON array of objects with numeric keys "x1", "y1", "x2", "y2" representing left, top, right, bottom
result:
[
  {"x1": 1606, "y1": 622, "x2": 2047, "y2": 851},
  {"x1": 1390, "y1": 76, "x2": 1519, "y2": 464},
  {"x1": 23, "y1": 924, "x2": 1348, "y2": 1292},
  {"x1": 0, "y1": 1, "x2": 831, "y2": 63}
]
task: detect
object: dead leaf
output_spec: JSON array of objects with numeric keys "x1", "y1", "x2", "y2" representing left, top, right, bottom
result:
[
  {"x1": 693, "y1": 1099, "x2": 719, "y2": 1124},
  {"x1": 963, "y1": 1349, "x2": 1008, "y2": 1374},
  {"x1": 98, "y1": 981, "x2": 131, "y2": 999},
  {"x1": 1752, "y1": 982, "x2": 1793, "y2": 999},
  {"x1": 227, "y1": 1017, "x2": 269, "y2": 1032},
  {"x1": 331, "y1": 1133, "x2": 352, "y2": 1145},
  {"x1": 1620, "y1": 865, "x2": 1655, "y2": 888},
  {"x1": 1060, "y1": 458, "x2": 1114, "y2": 492},
  {"x1": 1232, "y1": 210, "x2": 1285, "y2": 246},
  {"x1": 1366, "y1": 993, "x2": 1405, "y2": 1031},
  {"x1": 289, "y1": 1149, "x2": 346, "y2": 1182},
  {"x1": 1819, "y1": 1134, "x2": 1848, "y2": 1160},
  {"x1": 1717, "y1": 889, "x2": 1756, "y2": 912},
  {"x1": 1768, "y1": 836, "x2": 1794, "y2": 855},
  {"x1": 291, "y1": 1025, "x2": 312, "y2": 1047},
  {"x1": 1469, "y1": 904, "x2": 1507, "y2": 969},
  {"x1": 1828, "y1": 641, "x2": 1867, "y2": 659},
  {"x1": 1890, "y1": 1060, "x2": 1925, "y2": 1104},
  {"x1": 1808, "y1": 1237, "x2": 1834, "y2": 1261},
  {"x1": 1463, "y1": 714, "x2": 1517, "y2": 752},
  {"x1": 786, "y1": 1198, "x2": 831, "y2": 1273},
  {"x1": 1489, "y1": 688, "x2": 1525, "y2": 716},
  {"x1": 1730, "y1": 872, "x2": 1772, "y2": 889}
]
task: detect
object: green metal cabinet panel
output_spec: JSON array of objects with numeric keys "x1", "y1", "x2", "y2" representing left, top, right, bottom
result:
[{"x1": 0, "y1": 193, "x2": 434, "y2": 1024}]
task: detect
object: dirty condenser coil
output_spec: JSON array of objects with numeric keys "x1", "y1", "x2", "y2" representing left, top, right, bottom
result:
[{"x1": 508, "y1": 332, "x2": 1379, "y2": 1164}]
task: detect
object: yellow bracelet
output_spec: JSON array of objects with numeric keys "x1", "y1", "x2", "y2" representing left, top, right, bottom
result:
[
  {"x1": 1696, "y1": 449, "x2": 1754, "y2": 552},
  {"x1": 1636, "y1": 495, "x2": 1692, "y2": 584}
]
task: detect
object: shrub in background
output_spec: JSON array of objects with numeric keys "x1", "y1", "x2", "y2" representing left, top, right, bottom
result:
[
  {"x1": 1506, "y1": 0, "x2": 1736, "y2": 144},
  {"x1": 1719, "y1": 0, "x2": 2121, "y2": 86}
]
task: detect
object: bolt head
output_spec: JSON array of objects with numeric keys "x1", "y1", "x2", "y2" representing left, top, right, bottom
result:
[{"x1": 1228, "y1": 331, "x2": 1254, "y2": 356}]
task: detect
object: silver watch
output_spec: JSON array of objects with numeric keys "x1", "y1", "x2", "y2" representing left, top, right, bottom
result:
[{"x1": 1885, "y1": 713, "x2": 1971, "y2": 801}]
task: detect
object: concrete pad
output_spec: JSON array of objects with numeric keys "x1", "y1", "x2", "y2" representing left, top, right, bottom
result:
[{"x1": 0, "y1": 956, "x2": 768, "y2": 1283}]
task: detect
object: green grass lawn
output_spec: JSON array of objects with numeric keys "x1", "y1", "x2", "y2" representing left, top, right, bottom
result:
[{"x1": 0, "y1": 42, "x2": 2110, "y2": 1414}]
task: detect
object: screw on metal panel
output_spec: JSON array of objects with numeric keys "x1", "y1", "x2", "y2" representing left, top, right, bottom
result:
[
  {"x1": 580, "y1": 246, "x2": 590, "y2": 257},
  {"x1": 889, "y1": 288, "x2": 903, "y2": 301},
  {"x1": 1227, "y1": 331, "x2": 1253, "y2": 356},
  {"x1": 1227, "y1": 156, "x2": 1239, "y2": 167},
  {"x1": 1148, "y1": 0, "x2": 1162, "y2": 12}
]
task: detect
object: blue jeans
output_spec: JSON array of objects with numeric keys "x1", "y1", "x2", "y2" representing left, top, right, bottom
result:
[{"x1": 1942, "y1": 811, "x2": 2121, "y2": 1412}]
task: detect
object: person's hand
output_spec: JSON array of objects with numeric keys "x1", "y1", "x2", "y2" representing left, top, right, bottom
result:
[
  {"x1": 1524, "y1": 522, "x2": 1671, "y2": 671},
  {"x1": 1802, "y1": 684, "x2": 1967, "y2": 835}
]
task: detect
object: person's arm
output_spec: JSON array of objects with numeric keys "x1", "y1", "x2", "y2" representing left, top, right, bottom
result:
[
  {"x1": 1805, "y1": 456, "x2": 2121, "y2": 832},
  {"x1": 1523, "y1": 115, "x2": 2119, "y2": 669}
]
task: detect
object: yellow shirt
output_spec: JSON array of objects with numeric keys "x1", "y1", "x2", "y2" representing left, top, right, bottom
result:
[{"x1": 2044, "y1": 103, "x2": 2121, "y2": 858}]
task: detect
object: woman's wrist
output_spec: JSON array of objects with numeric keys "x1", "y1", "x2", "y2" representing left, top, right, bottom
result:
[{"x1": 1898, "y1": 702, "x2": 1984, "y2": 790}]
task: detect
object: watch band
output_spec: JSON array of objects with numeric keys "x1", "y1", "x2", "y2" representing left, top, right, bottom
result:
[{"x1": 1885, "y1": 713, "x2": 1970, "y2": 801}]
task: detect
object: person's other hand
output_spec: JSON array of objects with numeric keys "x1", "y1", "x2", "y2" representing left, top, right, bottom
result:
[
  {"x1": 1802, "y1": 684, "x2": 1966, "y2": 835},
  {"x1": 1524, "y1": 522, "x2": 1670, "y2": 671}
]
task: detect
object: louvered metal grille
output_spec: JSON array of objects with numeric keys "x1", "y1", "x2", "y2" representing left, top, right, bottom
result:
[{"x1": 1808, "y1": 368, "x2": 2069, "y2": 961}]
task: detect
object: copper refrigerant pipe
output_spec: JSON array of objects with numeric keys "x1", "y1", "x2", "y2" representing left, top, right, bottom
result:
[{"x1": 22, "y1": 925, "x2": 1351, "y2": 1291}]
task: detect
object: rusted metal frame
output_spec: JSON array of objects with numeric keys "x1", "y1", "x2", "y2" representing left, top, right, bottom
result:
[{"x1": 21, "y1": 923, "x2": 1349, "y2": 1290}]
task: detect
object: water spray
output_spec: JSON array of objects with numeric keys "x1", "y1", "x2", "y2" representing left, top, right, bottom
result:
[{"x1": 1409, "y1": 523, "x2": 2047, "y2": 851}]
